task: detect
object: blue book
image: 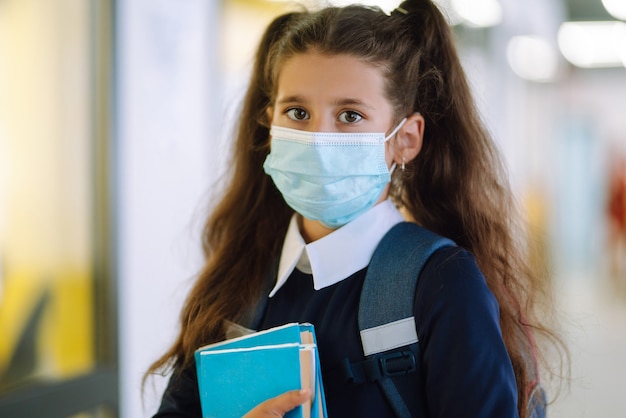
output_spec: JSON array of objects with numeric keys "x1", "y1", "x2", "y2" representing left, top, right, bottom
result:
[{"x1": 195, "y1": 322, "x2": 328, "y2": 418}]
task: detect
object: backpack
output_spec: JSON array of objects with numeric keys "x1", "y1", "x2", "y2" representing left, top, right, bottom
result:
[{"x1": 344, "y1": 221, "x2": 546, "y2": 418}]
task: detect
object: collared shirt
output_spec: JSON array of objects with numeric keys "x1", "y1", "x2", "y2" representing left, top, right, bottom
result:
[{"x1": 268, "y1": 199, "x2": 404, "y2": 297}]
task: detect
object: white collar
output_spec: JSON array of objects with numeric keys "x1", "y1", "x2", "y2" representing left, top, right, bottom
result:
[{"x1": 268, "y1": 199, "x2": 404, "y2": 297}]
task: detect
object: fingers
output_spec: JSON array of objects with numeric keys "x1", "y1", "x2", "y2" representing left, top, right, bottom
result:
[
  {"x1": 271, "y1": 389, "x2": 312, "y2": 414},
  {"x1": 244, "y1": 389, "x2": 312, "y2": 417}
]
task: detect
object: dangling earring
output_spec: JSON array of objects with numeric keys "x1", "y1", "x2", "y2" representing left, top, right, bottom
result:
[{"x1": 401, "y1": 156, "x2": 405, "y2": 172}]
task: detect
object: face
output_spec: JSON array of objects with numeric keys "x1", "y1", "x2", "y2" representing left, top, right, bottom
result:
[
  {"x1": 268, "y1": 52, "x2": 397, "y2": 166},
  {"x1": 266, "y1": 51, "x2": 425, "y2": 241}
]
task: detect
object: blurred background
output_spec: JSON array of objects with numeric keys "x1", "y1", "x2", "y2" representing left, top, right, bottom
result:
[{"x1": 0, "y1": 0, "x2": 625, "y2": 417}]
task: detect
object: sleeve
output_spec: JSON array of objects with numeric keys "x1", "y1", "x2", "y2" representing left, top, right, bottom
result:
[
  {"x1": 415, "y1": 246, "x2": 519, "y2": 418},
  {"x1": 152, "y1": 364, "x2": 202, "y2": 418}
]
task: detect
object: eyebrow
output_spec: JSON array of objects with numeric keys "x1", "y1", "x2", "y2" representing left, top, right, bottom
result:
[
  {"x1": 276, "y1": 95, "x2": 376, "y2": 110},
  {"x1": 334, "y1": 98, "x2": 376, "y2": 110},
  {"x1": 276, "y1": 95, "x2": 306, "y2": 105}
]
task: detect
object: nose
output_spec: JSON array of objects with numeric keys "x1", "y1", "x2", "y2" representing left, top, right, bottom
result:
[{"x1": 306, "y1": 113, "x2": 334, "y2": 133}]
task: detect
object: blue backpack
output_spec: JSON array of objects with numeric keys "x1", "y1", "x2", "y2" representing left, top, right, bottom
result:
[{"x1": 349, "y1": 221, "x2": 547, "y2": 418}]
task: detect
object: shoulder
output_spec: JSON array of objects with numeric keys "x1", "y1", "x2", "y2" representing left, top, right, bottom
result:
[
  {"x1": 412, "y1": 246, "x2": 518, "y2": 416},
  {"x1": 419, "y1": 245, "x2": 492, "y2": 297},
  {"x1": 414, "y1": 246, "x2": 500, "y2": 335}
]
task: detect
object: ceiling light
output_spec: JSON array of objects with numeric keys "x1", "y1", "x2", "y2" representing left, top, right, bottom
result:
[
  {"x1": 558, "y1": 21, "x2": 626, "y2": 68},
  {"x1": 451, "y1": 0, "x2": 502, "y2": 28},
  {"x1": 602, "y1": 0, "x2": 626, "y2": 21},
  {"x1": 507, "y1": 36, "x2": 559, "y2": 82}
]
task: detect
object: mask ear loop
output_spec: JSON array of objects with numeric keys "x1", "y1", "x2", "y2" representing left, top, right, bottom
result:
[
  {"x1": 387, "y1": 120, "x2": 407, "y2": 208},
  {"x1": 384, "y1": 118, "x2": 407, "y2": 142},
  {"x1": 385, "y1": 118, "x2": 407, "y2": 174}
]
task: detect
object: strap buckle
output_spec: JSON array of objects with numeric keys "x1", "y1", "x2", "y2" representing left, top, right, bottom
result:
[{"x1": 379, "y1": 350, "x2": 416, "y2": 377}]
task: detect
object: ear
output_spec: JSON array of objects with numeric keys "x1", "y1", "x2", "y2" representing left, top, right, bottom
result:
[{"x1": 392, "y1": 112, "x2": 424, "y2": 165}]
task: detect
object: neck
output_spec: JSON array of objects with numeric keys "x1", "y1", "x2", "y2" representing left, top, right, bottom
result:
[{"x1": 299, "y1": 216, "x2": 335, "y2": 243}]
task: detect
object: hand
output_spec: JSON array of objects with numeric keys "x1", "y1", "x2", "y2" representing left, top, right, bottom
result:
[{"x1": 243, "y1": 389, "x2": 312, "y2": 417}]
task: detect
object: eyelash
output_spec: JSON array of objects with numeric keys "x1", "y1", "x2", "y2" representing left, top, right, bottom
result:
[
  {"x1": 338, "y1": 110, "x2": 363, "y2": 123},
  {"x1": 285, "y1": 108, "x2": 309, "y2": 121},
  {"x1": 284, "y1": 108, "x2": 365, "y2": 124}
]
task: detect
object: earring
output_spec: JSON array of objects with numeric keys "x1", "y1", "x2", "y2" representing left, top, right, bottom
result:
[{"x1": 401, "y1": 157, "x2": 405, "y2": 172}]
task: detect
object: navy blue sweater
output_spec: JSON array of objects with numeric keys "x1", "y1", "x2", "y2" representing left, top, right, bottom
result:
[{"x1": 154, "y1": 246, "x2": 518, "y2": 417}]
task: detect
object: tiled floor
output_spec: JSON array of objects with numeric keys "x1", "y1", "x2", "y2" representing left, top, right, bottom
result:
[{"x1": 548, "y1": 273, "x2": 626, "y2": 417}]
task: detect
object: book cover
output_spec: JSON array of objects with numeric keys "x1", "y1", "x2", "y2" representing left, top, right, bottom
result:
[{"x1": 195, "y1": 323, "x2": 328, "y2": 418}]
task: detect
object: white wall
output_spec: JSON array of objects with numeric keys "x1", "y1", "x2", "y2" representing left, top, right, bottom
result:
[{"x1": 116, "y1": 1, "x2": 219, "y2": 416}]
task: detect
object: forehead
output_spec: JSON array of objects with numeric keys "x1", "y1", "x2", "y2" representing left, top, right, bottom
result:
[{"x1": 275, "y1": 52, "x2": 389, "y2": 105}]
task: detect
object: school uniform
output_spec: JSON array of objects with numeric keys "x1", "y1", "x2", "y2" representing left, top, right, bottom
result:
[{"x1": 154, "y1": 200, "x2": 518, "y2": 417}]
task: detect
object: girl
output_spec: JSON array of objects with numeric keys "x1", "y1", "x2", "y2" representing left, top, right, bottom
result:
[{"x1": 148, "y1": 1, "x2": 565, "y2": 417}]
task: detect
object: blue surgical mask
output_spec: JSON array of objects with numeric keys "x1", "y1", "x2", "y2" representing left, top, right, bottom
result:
[{"x1": 263, "y1": 119, "x2": 405, "y2": 228}]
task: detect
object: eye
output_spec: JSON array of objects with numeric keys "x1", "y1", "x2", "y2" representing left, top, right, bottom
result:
[
  {"x1": 285, "y1": 107, "x2": 309, "y2": 121},
  {"x1": 338, "y1": 110, "x2": 363, "y2": 124}
]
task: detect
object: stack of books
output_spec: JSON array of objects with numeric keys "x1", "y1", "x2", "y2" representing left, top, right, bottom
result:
[{"x1": 195, "y1": 322, "x2": 328, "y2": 418}]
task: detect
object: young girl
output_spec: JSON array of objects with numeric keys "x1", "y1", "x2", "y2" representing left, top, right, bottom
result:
[{"x1": 148, "y1": 1, "x2": 565, "y2": 417}]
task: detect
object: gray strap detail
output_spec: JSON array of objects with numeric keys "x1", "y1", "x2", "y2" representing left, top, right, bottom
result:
[{"x1": 360, "y1": 317, "x2": 418, "y2": 356}]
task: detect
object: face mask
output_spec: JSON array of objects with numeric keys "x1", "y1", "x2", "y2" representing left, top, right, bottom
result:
[{"x1": 263, "y1": 119, "x2": 405, "y2": 228}]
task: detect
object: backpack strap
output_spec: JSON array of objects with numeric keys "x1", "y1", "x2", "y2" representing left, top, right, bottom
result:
[
  {"x1": 358, "y1": 222, "x2": 454, "y2": 417},
  {"x1": 359, "y1": 222, "x2": 455, "y2": 354}
]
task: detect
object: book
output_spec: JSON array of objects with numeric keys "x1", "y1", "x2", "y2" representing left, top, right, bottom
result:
[{"x1": 195, "y1": 322, "x2": 328, "y2": 418}]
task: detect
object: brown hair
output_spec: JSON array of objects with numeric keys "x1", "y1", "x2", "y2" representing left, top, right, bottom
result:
[{"x1": 147, "y1": 2, "x2": 567, "y2": 416}]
